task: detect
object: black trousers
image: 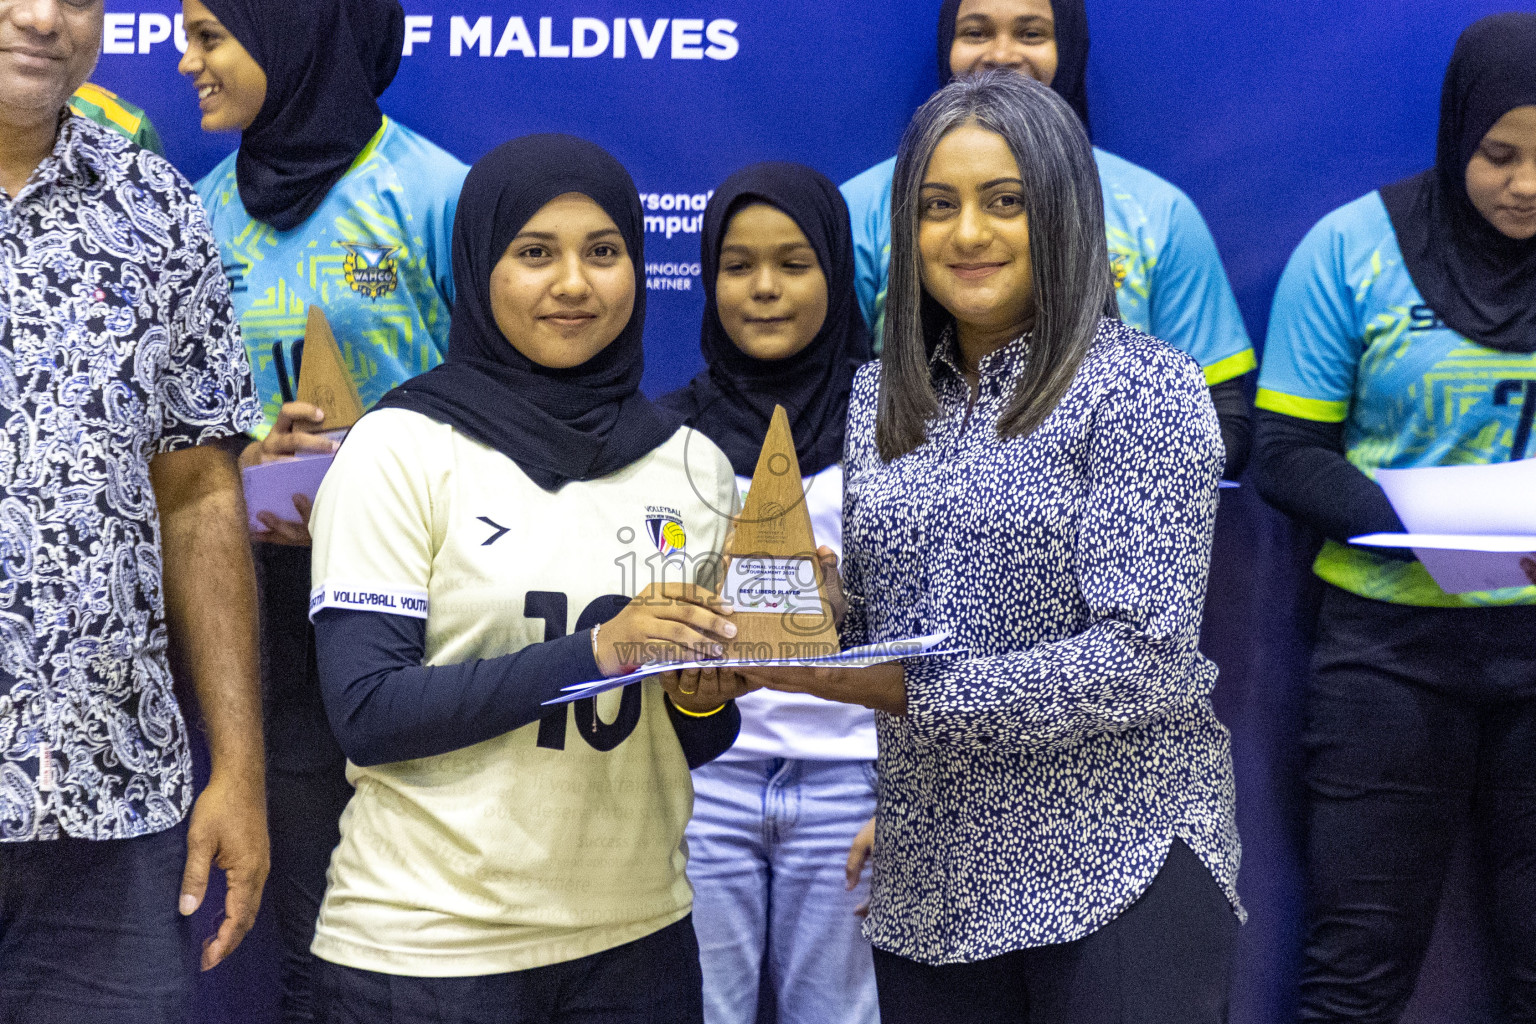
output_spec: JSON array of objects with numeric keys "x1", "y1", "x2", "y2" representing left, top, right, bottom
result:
[
  {"x1": 314, "y1": 915, "x2": 705, "y2": 1024},
  {"x1": 0, "y1": 820, "x2": 195, "y2": 1024},
  {"x1": 871, "y1": 839, "x2": 1238, "y2": 1024},
  {"x1": 1298, "y1": 585, "x2": 1536, "y2": 1023},
  {"x1": 259, "y1": 544, "x2": 355, "y2": 1024}
]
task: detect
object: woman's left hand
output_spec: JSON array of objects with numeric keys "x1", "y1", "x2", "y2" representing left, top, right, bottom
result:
[
  {"x1": 845, "y1": 814, "x2": 876, "y2": 918},
  {"x1": 740, "y1": 662, "x2": 906, "y2": 716},
  {"x1": 660, "y1": 665, "x2": 761, "y2": 715}
]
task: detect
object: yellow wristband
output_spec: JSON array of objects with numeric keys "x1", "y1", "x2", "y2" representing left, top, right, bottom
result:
[{"x1": 671, "y1": 698, "x2": 728, "y2": 718}]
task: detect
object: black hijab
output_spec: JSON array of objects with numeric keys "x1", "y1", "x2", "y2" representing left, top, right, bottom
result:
[
  {"x1": 937, "y1": 0, "x2": 1091, "y2": 133},
  {"x1": 1380, "y1": 13, "x2": 1536, "y2": 354},
  {"x1": 373, "y1": 134, "x2": 678, "y2": 491},
  {"x1": 203, "y1": 0, "x2": 405, "y2": 231},
  {"x1": 659, "y1": 163, "x2": 870, "y2": 478}
]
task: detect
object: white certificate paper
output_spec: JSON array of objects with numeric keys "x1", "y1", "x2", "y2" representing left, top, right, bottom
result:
[
  {"x1": 241, "y1": 450, "x2": 336, "y2": 531},
  {"x1": 1349, "y1": 459, "x2": 1536, "y2": 593},
  {"x1": 543, "y1": 632, "x2": 960, "y2": 706}
]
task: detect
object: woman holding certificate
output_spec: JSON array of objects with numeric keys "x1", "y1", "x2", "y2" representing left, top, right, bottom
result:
[
  {"x1": 306, "y1": 133, "x2": 748, "y2": 1022},
  {"x1": 1253, "y1": 15, "x2": 1536, "y2": 1021},
  {"x1": 753, "y1": 71, "x2": 1241, "y2": 1023},
  {"x1": 177, "y1": 1, "x2": 466, "y2": 1018}
]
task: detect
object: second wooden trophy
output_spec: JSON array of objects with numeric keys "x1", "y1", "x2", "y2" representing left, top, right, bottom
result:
[{"x1": 719, "y1": 405, "x2": 841, "y2": 661}]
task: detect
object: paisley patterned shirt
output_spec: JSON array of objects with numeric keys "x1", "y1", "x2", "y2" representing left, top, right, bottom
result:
[
  {"x1": 0, "y1": 115, "x2": 260, "y2": 842},
  {"x1": 844, "y1": 318, "x2": 1241, "y2": 963}
]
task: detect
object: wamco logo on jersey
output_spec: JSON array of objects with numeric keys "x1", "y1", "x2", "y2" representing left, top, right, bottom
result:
[
  {"x1": 98, "y1": 12, "x2": 739, "y2": 62},
  {"x1": 341, "y1": 243, "x2": 400, "y2": 299}
]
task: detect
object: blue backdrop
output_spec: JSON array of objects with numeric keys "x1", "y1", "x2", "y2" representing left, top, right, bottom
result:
[{"x1": 88, "y1": 2, "x2": 1536, "y2": 1022}]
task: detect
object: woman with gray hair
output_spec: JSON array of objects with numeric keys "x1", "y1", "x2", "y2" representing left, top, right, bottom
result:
[{"x1": 750, "y1": 70, "x2": 1242, "y2": 1022}]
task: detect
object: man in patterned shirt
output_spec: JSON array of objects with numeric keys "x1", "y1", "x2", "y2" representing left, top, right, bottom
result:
[{"x1": 1, "y1": 0, "x2": 269, "y2": 1020}]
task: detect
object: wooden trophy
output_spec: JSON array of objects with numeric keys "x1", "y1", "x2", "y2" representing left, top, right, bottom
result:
[
  {"x1": 294, "y1": 306, "x2": 365, "y2": 432},
  {"x1": 721, "y1": 405, "x2": 841, "y2": 662}
]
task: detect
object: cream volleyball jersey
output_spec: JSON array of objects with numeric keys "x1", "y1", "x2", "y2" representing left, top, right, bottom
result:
[
  {"x1": 306, "y1": 408, "x2": 740, "y2": 975},
  {"x1": 724, "y1": 463, "x2": 878, "y2": 762},
  {"x1": 196, "y1": 118, "x2": 467, "y2": 437},
  {"x1": 1259, "y1": 191, "x2": 1536, "y2": 608},
  {"x1": 841, "y1": 150, "x2": 1256, "y2": 385}
]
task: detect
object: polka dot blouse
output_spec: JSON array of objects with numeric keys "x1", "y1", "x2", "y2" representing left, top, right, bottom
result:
[{"x1": 843, "y1": 318, "x2": 1242, "y2": 965}]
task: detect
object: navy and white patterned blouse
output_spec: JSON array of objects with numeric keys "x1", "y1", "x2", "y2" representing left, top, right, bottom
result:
[
  {"x1": 844, "y1": 318, "x2": 1241, "y2": 964},
  {"x1": 0, "y1": 115, "x2": 261, "y2": 842}
]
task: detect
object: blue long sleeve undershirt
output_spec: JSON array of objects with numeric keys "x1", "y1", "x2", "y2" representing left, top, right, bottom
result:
[{"x1": 312, "y1": 608, "x2": 740, "y2": 769}]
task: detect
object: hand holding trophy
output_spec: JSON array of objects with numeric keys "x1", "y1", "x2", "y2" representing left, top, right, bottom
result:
[
  {"x1": 243, "y1": 308, "x2": 361, "y2": 544},
  {"x1": 546, "y1": 405, "x2": 954, "y2": 709}
]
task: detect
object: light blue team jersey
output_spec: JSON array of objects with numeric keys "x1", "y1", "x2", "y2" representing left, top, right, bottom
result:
[
  {"x1": 1258, "y1": 191, "x2": 1536, "y2": 608},
  {"x1": 196, "y1": 118, "x2": 468, "y2": 437},
  {"x1": 840, "y1": 150, "x2": 1256, "y2": 384}
]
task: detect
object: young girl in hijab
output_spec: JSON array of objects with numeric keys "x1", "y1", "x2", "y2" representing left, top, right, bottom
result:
[
  {"x1": 176, "y1": 2, "x2": 467, "y2": 1019},
  {"x1": 1253, "y1": 15, "x2": 1536, "y2": 1021},
  {"x1": 659, "y1": 163, "x2": 875, "y2": 1024},
  {"x1": 306, "y1": 133, "x2": 750, "y2": 1024},
  {"x1": 840, "y1": 0, "x2": 1256, "y2": 477}
]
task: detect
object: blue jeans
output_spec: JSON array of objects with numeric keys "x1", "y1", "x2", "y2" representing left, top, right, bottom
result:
[
  {"x1": 0, "y1": 819, "x2": 196, "y2": 1024},
  {"x1": 686, "y1": 758, "x2": 880, "y2": 1024}
]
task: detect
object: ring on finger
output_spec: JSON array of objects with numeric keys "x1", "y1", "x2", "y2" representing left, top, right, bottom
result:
[{"x1": 679, "y1": 675, "x2": 697, "y2": 696}]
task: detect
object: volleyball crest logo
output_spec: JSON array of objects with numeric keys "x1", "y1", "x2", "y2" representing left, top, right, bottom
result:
[
  {"x1": 645, "y1": 506, "x2": 687, "y2": 556},
  {"x1": 341, "y1": 242, "x2": 400, "y2": 299}
]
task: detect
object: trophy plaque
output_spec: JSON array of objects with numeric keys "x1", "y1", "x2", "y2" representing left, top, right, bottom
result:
[
  {"x1": 720, "y1": 405, "x2": 841, "y2": 661},
  {"x1": 294, "y1": 306, "x2": 365, "y2": 432}
]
